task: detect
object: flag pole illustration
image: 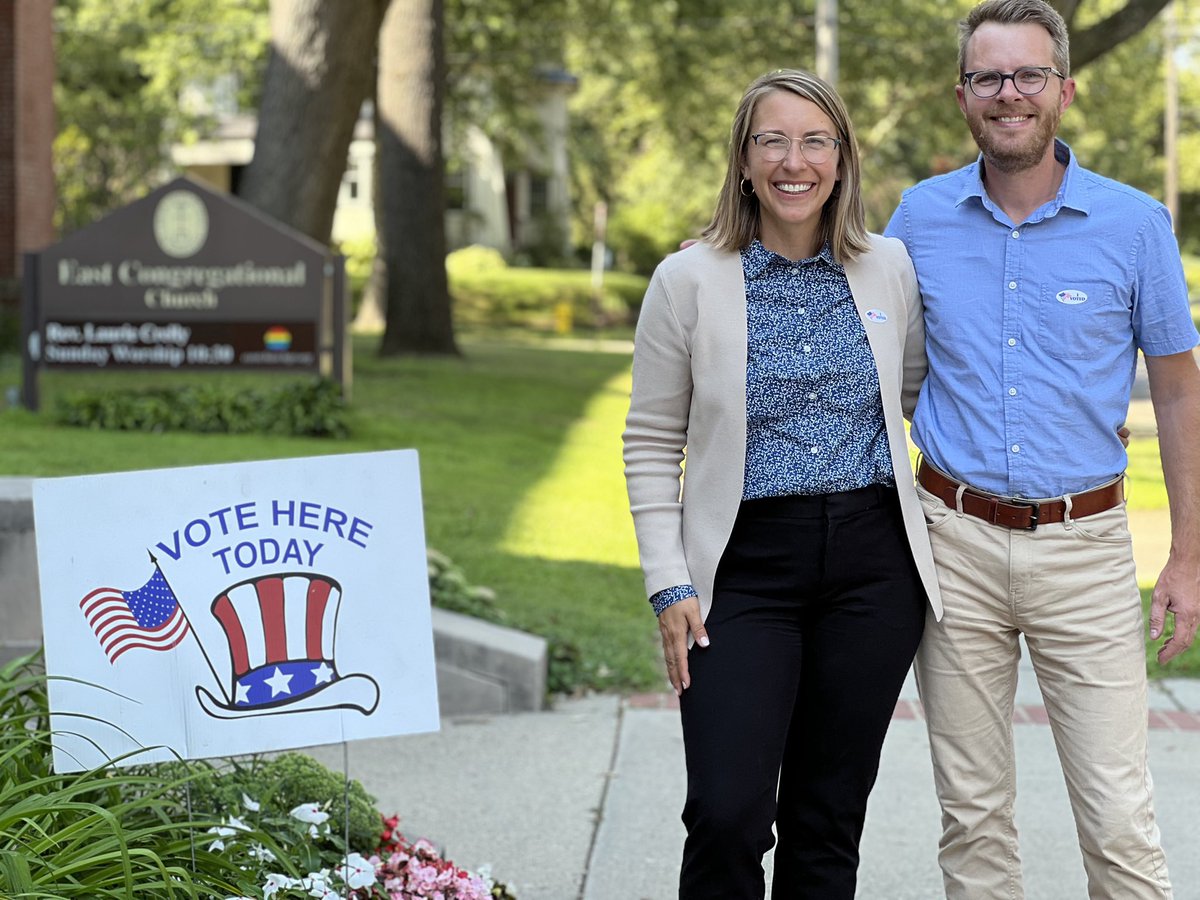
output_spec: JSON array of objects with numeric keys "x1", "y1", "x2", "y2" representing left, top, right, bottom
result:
[{"x1": 150, "y1": 552, "x2": 230, "y2": 705}]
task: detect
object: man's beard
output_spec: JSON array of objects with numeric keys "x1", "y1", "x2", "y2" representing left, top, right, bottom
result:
[{"x1": 966, "y1": 104, "x2": 1060, "y2": 174}]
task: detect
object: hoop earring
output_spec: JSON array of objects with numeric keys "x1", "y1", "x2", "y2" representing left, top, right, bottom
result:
[{"x1": 739, "y1": 178, "x2": 754, "y2": 197}]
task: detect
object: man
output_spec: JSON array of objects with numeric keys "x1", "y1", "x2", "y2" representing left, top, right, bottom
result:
[{"x1": 884, "y1": 1, "x2": 1200, "y2": 897}]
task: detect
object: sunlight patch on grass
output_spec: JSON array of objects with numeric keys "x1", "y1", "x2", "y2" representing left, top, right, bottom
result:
[{"x1": 499, "y1": 366, "x2": 640, "y2": 567}]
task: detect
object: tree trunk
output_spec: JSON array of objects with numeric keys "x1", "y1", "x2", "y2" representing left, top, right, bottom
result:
[
  {"x1": 237, "y1": 0, "x2": 389, "y2": 243},
  {"x1": 376, "y1": 0, "x2": 458, "y2": 356},
  {"x1": 1052, "y1": 0, "x2": 1171, "y2": 71}
]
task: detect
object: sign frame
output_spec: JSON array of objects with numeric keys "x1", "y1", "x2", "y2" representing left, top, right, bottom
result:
[{"x1": 20, "y1": 176, "x2": 349, "y2": 410}]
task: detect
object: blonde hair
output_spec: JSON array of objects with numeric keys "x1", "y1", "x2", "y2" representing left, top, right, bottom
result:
[
  {"x1": 959, "y1": 0, "x2": 1071, "y2": 78},
  {"x1": 701, "y1": 69, "x2": 868, "y2": 262}
]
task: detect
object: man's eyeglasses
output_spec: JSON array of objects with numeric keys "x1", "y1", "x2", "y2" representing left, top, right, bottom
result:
[
  {"x1": 961, "y1": 66, "x2": 1066, "y2": 99},
  {"x1": 750, "y1": 134, "x2": 842, "y2": 165}
]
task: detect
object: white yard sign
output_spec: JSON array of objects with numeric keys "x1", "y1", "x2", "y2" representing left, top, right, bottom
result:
[{"x1": 34, "y1": 450, "x2": 439, "y2": 772}]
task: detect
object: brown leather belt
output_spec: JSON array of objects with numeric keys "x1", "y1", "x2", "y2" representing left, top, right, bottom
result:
[{"x1": 916, "y1": 459, "x2": 1124, "y2": 531}]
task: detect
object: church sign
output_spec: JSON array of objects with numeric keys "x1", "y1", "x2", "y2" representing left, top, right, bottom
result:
[{"x1": 21, "y1": 176, "x2": 347, "y2": 408}]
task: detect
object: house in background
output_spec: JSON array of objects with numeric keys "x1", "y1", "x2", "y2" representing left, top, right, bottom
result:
[{"x1": 171, "y1": 68, "x2": 577, "y2": 262}]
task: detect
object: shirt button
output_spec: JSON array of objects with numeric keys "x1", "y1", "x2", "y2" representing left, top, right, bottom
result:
[
  {"x1": 807, "y1": 392, "x2": 817, "y2": 400},
  {"x1": 803, "y1": 345, "x2": 812, "y2": 353},
  {"x1": 810, "y1": 446, "x2": 820, "y2": 455},
  {"x1": 1008, "y1": 281, "x2": 1017, "y2": 290},
  {"x1": 1008, "y1": 387, "x2": 1017, "y2": 396},
  {"x1": 1012, "y1": 230, "x2": 1020, "y2": 239},
  {"x1": 1011, "y1": 444, "x2": 1021, "y2": 453},
  {"x1": 1008, "y1": 338, "x2": 1017, "y2": 347},
  {"x1": 798, "y1": 307, "x2": 806, "y2": 314}
]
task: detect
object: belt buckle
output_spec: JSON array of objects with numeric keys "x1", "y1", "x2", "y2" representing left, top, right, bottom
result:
[{"x1": 1013, "y1": 498, "x2": 1041, "y2": 531}]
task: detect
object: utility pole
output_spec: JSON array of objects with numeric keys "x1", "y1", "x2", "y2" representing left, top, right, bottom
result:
[
  {"x1": 1164, "y1": 1, "x2": 1179, "y2": 230},
  {"x1": 816, "y1": 0, "x2": 839, "y2": 86}
]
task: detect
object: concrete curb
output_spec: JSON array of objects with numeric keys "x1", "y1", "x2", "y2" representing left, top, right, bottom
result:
[
  {"x1": 432, "y1": 606, "x2": 547, "y2": 715},
  {"x1": 0, "y1": 477, "x2": 548, "y2": 715}
]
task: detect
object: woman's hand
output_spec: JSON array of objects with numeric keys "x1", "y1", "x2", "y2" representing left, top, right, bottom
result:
[{"x1": 658, "y1": 597, "x2": 709, "y2": 696}]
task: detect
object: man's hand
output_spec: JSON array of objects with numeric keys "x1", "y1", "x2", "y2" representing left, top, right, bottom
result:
[
  {"x1": 658, "y1": 597, "x2": 709, "y2": 695},
  {"x1": 1117, "y1": 424, "x2": 1131, "y2": 448},
  {"x1": 1149, "y1": 558, "x2": 1200, "y2": 664},
  {"x1": 1144, "y1": 351, "x2": 1200, "y2": 664}
]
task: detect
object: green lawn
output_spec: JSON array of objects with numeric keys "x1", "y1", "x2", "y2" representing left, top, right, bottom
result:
[{"x1": 1, "y1": 333, "x2": 1196, "y2": 689}]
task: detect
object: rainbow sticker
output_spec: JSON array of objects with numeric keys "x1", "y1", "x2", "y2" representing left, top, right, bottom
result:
[{"x1": 263, "y1": 327, "x2": 292, "y2": 351}]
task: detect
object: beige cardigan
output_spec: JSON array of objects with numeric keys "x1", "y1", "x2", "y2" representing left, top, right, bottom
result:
[{"x1": 623, "y1": 235, "x2": 943, "y2": 623}]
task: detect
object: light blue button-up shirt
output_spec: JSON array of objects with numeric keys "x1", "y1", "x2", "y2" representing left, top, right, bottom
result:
[{"x1": 886, "y1": 140, "x2": 1199, "y2": 498}]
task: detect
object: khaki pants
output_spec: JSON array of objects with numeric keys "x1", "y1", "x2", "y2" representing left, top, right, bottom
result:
[{"x1": 915, "y1": 484, "x2": 1171, "y2": 899}]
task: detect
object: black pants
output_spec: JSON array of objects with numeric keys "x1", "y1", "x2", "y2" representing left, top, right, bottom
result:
[{"x1": 678, "y1": 485, "x2": 926, "y2": 900}]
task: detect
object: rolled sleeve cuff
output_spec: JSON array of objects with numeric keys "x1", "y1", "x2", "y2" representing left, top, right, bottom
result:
[{"x1": 650, "y1": 584, "x2": 698, "y2": 616}]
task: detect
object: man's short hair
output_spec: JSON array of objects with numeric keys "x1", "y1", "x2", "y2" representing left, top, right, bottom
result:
[{"x1": 958, "y1": 0, "x2": 1071, "y2": 78}]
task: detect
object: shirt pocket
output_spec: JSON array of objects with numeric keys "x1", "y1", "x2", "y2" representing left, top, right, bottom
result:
[{"x1": 1038, "y1": 281, "x2": 1122, "y2": 360}]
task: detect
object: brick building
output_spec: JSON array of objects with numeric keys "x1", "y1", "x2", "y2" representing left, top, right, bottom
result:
[{"x1": 0, "y1": 0, "x2": 55, "y2": 312}]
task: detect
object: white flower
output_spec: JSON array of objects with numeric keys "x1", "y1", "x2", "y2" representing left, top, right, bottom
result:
[
  {"x1": 337, "y1": 852, "x2": 377, "y2": 889},
  {"x1": 263, "y1": 873, "x2": 300, "y2": 898},
  {"x1": 302, "y1": 869, "x2": 333, "y2": 897},
  {"x1": 289, "y1": 802, "x2": 329, "y2": 825},
  {"x1": 477, "y1": 863, "x2": 496, "y2": 888},
  {"x1": 248, "y1": 843, "x2": 277, "y2": 863},
  {"x1": 289, "y1": 802, "x2": 331, "y2": 837},
  {"x1": 206, "y1": 815, "x2": 250, "y2": 852},
  {"x1": 241, "y1": 792, "x2": 261, "y2": 812}
]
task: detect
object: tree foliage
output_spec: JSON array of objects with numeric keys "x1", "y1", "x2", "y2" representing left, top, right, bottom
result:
[
  {"x1": 53, "y1": 0, "x2": 269, "y2": 234},
  {"x1": 445, "y1": 0, "x2": 570, "y2": 163},
  {"x1": 51, "y1": 0, "x2": 1194, "y2": 277},
  {"x1": 561, "y1": 0, "x2": 1196, "y2": 271}
]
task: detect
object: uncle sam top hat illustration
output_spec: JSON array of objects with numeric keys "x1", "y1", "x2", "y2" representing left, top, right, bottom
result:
[{"x1": 195, "y1": 571, "x2": 379, "y2": 719}]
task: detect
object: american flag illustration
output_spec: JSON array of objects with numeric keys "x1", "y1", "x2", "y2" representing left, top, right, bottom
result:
[{"x1": 80, "y1": 566, "x2": 190, "y2": 663}]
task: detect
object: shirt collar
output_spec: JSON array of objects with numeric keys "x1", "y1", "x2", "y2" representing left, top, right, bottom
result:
[
  {"x1": 956, "y1": 138, "x2": 1088, "y2": 216},
  {"x1": 742, "y1": 238, "x2": 841, "y2": 279}
]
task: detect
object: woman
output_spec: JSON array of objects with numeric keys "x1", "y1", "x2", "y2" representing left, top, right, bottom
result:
[{"x1": 622, "y1": 69, "x2": 944, "y2": 899}]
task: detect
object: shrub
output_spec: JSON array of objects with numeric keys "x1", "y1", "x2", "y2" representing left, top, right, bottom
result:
[
  {"x1": 52, "y1": 377, "x2": 350, "y2": 437},
  {"x1": 335, "y1": 235, "x2": 378, "y2": 318},
  {"x1": 450, "y1": 267, "x2": 648, "y2": 332},
  {"x1": 156, "y1": 753, "x2": 380, "y2": 853},
  {"x1": 427, "y1": 547, "x2": 506, "y2": 623},
  {"x1": 446, "y1": 245, "x2": 508, "y2": 279}
]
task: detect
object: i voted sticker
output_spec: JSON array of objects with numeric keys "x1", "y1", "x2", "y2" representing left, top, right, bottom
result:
[
  {"x1": 865, "y1": 308, "x2": 888, "y2": 323},
  {"x1": 1056, "y1": 289, "x2": 1088, "y2": 305}
]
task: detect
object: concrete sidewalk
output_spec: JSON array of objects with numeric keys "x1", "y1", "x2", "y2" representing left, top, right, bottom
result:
[{"x1": 305, "y1": 647, "x2": 1200, "y2": 900}]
